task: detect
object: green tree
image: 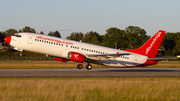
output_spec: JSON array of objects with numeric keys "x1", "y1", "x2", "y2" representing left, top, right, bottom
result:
[
  {"x1": 18, "y1": 29, "x2": 22, "y2": 33},
  {"x1": 172, "y1": 39, "x2": 180, "y2": 55},
  {"x1": 125, "y1": 26, "x2": 150, "y2": 49},
  {"x1": 48, "y1": 31, "x2": 53, "y2": 36},
  {"x1": 103, "y1": 27, "x2": 128, "y2": 49},
  {"x1": 48, "y1": 31, "x2": 61, "y2": 38},
  {"x1": 0, "y1": 31, "x2": 5, "y2": 43},
  {"x1": 66, "y1": 32, "x2": 83, "y2": 41},
  {"x1": 22, "y1": 26, "x2": 36, "y2": 33},
  {"x1": 162, "y1": 32, "x2": 180, "y2": 55},
  {"x1": 82, "y1": 31, "x2": 101, "y2": 45},
  {"x1": 3, "y1": 29, "x2": 17, "y2": 37},
  {"x1": 40, "y1": 31, "x2": 44, "y2": 34},
  {"x1": 162, "y1": 32, "x2": 180, "y2": 51}
]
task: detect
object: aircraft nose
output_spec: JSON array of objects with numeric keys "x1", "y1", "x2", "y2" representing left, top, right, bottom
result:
[{"x1": 4, "y1": 36, "x2": 11, "y2": 44}]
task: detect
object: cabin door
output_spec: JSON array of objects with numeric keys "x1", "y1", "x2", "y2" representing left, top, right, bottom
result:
[{"x1": 28, "y1": 34, "x2": 33, "y2": 44}]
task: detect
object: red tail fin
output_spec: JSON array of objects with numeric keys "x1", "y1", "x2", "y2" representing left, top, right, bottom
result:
[{"x1": 125, "y1": 30, "x2": 166, "y2": 58}]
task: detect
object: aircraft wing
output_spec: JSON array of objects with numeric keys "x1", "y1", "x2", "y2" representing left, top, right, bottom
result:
[
  {"x1": 85, "y1": 53, "x2": 131, "y2": 60},
  {"x1": 147, "y1": 57, "x2": 176, "y2": 61}
]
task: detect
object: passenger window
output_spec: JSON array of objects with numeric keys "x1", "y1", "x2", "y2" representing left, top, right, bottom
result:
[
  {"x1": 40, "y1": 40, "x2": 41, "y2": 42},
  {"x1": 66, "y1": 45, "x2": 68, "y2": 47}
]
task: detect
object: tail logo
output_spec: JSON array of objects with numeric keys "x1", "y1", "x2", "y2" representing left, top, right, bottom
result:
[{"x1": 145, "y1": 32, "x2": 162, "y2": 54}]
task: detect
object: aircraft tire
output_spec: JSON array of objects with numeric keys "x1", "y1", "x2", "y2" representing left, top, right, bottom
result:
[
  {"x1": 77, "y1": 64, "x2": 83, "y2": 69},
  {"x1": 86, "y1": 64, "x2": 92, "y2": 70}
]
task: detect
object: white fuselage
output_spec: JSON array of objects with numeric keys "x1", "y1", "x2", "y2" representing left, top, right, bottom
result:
[{"x1": 10, "y1": 33, "x2": 148, "y2": 67}]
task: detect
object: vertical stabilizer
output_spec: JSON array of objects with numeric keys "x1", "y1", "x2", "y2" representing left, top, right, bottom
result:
[{"x1": 125, "y1": 30, "x2": 166, "y2": 58}]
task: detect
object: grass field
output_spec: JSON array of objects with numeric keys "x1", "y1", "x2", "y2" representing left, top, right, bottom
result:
[
  {"x1": 0, "y1": 77, "x2": 179, "y2": 101},
  {"x1": 0, "y1": 61, "x2": 180, "y2": 100},
  {"x1": 0, "y1": 61, "x2": 180, "y2": 69}
]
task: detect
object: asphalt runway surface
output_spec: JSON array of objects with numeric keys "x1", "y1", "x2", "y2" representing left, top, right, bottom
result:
[{"x1": 0, "y1": 68, "x2": 180, "y2": 77}]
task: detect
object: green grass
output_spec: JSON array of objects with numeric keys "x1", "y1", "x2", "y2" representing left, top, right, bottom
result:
[{"x1": 0, "y1": 77, "x2": 180, "y2": 101}]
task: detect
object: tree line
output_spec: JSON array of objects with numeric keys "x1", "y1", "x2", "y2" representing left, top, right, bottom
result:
[
  {"x1": 0, "y1": 26, "x2": 180, "y2": 56},
  {"x1": 67, "y1": 26, "x2": 180, "y2": 56},
  {"x1": 0, "y1": 26, "x2": 61, "y2": 43}
]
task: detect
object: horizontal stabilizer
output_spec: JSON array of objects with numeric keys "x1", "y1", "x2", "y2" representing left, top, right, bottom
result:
[{"x1": 148, "y1": 57, "x2": 176, "y2": 61}]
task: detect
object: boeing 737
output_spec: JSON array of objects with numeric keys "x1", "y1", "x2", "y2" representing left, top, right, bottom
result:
[{"x1": 4, "y1": 30, "x2": 170, "y2": 70}]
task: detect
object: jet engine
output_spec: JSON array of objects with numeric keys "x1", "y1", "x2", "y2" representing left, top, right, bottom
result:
[{"x1": 67, "y1": 52, "x2": 85, "y2": 63}]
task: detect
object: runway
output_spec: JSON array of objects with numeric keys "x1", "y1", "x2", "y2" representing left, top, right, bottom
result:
[{"x1": 0, "y1": 68, "x2": 180, "y2": 77}]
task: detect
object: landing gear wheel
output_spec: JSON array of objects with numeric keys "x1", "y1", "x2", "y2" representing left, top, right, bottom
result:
[
  {"x1": 19, "y1": 53, "x2": 22, "y2": 56},
  {"x1": 77, "y1": 64, "x2": 83, "y2": 69},
  {"x1": 86, "y1": 64, "x2": 92, "y2": 70}
]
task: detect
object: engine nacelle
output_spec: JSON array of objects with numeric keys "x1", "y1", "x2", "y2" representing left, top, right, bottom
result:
[
  {"x1": 67, "y1": 52, "x2": 85, "y2": 63},
  {"x1": 51, "y1": 56, "x2": 67, "y2": 62}
]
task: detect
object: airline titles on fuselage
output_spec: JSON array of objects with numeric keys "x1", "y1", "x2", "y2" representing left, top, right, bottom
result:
[{"x1": 36, "y1": 36, "x2": 73, "y2": 45}]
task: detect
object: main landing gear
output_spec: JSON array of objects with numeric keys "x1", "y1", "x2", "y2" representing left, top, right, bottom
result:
[
  {"x1": 86, "y1": 63, "x2": 92, "y2": 70},
  {"x1": 77, "y1": 63, "x2": 92, "y2": 70},
  {"x1": 77, "y1": 64, "x2": 83, "y2": 69}
]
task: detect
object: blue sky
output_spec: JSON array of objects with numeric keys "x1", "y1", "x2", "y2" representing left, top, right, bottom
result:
[{"x1": 0, "y1": 0, "x2": 180, "y2": 38}]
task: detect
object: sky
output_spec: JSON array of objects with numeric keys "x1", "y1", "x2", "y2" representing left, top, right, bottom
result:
[{"x1": 0, "y1": 0, "x2": 180, "y2": 38}]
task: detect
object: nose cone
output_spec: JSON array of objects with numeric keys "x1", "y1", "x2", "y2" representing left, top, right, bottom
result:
[{"x1": 4, "y1": 36, "x2": 11, "y2": 44}]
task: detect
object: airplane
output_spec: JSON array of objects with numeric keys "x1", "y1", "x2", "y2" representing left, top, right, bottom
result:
[{"x1": 4, "y1": 30, "x2": 173, "y2": 70}]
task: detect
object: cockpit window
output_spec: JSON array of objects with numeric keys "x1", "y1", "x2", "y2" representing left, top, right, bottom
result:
[{"x1": 13, "y1": 34, "x2": 21, "y2": 37}]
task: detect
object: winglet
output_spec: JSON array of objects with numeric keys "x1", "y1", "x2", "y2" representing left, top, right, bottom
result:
[{"x1": 125, "y1": 30, "x2": 166, "y2": 58}]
